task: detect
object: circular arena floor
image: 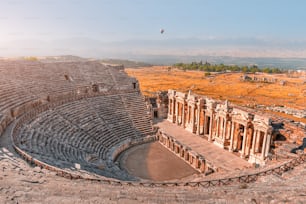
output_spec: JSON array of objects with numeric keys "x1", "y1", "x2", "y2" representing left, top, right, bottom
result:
[{"x1": 120, "y1": 142, "x2": 198, "y2": 181}]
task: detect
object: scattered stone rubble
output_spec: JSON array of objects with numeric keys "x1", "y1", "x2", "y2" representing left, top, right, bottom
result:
[
  {"x1": 265, "y1": 105, "x2": 306, "y2": 119},
  {"x1": 241, "y1": 74, "x2": 278, "y2": 83}
]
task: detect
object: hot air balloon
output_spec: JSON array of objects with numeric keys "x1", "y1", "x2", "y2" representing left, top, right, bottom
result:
[{"x1": 160, "y1": 28, "x2": 164, "y2": 34}]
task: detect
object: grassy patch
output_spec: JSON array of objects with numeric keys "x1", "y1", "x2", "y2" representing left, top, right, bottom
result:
[{"x1": 126, "y1": 66, "x2": 306, "y2": 111}]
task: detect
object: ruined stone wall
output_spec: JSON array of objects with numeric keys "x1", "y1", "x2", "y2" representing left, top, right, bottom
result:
[
  {"x1": 279, "y1": 122, "x2": 306, "y2": 145},
  {"x1": 146, "y1": 91, "x2": 168, "y2": 119}
]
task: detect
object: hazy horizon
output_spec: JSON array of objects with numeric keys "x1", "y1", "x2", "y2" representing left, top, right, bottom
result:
[{"x1": 0, "y1": 0, "x2": 306, "y2": 59}]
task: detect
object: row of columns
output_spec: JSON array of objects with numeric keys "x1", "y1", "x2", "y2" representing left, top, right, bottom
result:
[
  {"x1": 228, "y1": 121, "x2": 272, "y2": 162},
  {"x1": 167, "y1": 90, "x2": 273, "y2": 164}
]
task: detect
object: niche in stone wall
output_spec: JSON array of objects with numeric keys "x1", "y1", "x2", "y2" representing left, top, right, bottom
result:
[
  {"x1": 92, "y1": 84, "x2": 99, "y2": 92},
  {"x1": 237, "y1": 124, "x2": 245, "y2": 151},
  {"x1": 154, "y1": 110, "x2": 158, "y2": 118},
  {"x1": 64, "y1": 74, "x2": 73, "y2": 82}
]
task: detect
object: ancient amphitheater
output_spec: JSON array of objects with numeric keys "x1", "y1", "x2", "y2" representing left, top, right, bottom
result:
[{"x1": 0, "y1": 58, "x2": 305, "y2": 203}]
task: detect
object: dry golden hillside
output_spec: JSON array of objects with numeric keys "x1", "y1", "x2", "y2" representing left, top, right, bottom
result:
[{"x1": 126, "y1": 66, "x2": 306, "y2": 122}]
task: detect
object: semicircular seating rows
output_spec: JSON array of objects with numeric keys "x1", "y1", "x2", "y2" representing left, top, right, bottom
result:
[
  {"x1": 0, "y1": 59, "x2": 154, "y2": 180},
  {"x1": 0, "y1": 59, "x2": 305, "y2": 187}
]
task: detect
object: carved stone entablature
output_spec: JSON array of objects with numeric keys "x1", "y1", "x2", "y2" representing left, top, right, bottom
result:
[
  {"x1": 187, "y1": 90, "x2": 198, "y2": 102},
  {"x1": 253, "y1": 115, "x2": 272, "y2": 132},
  {"x1": 215, "y1": 101, "x2": 231, "y2": 119},
  {"x1": 176, "y1": 91, "x2": 187, "y2": 99},
  {"x1": 231, "y1": 108, "x2": 249, "y2": 125},
  {"x1": 168, "y1": 89, "x2": 176, "y2": 97},
  {"x1": 205, "y1": 99, "x2": 217, "y2": 111}
]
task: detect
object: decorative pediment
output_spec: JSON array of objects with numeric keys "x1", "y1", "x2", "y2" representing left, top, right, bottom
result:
[
  {"x1": 176, "y1": 92, "x2": 187, "y2": 99},
  {"x1": 168, "y1": 89, "x2": 176, "y2": 97},
  {"x1": 205, "y1": 98, "x2": 217, "y2": 110},
  {"x1": 253, "y1": 115, "x2": 272, "y2": 130},
  {"x1": 187, "y1": 90, "x2": 197, "y2": 102},
  {"x1": 215, "y1": 101, "x2": 231, "y2": 117},
  {"x1": 231, "y1": 108, "x2": 249, "y2": 122}
]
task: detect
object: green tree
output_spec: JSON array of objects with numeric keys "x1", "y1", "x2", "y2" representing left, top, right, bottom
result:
[{"x1": 241, "y1": 66, "x2": 249, "y2": 73}]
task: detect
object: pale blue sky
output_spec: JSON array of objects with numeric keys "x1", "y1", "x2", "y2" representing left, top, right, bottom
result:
[{"x1": 0, "y1": 0, "x2": 306, "y2": 58}]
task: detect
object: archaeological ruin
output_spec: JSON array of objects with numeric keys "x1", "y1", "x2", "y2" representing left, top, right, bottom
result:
[
  {"x1": 0, "y1": 58, "x2": 305, "y2": 202},
  {"x1": 167, "y1": 90, "x2": 273, "y2": 165}
]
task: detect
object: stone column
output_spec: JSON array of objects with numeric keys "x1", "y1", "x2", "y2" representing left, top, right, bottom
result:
[
  {"x1": 251, "y1": 129, "x2": 257, "y2": 155},
  {"x1": 221, "y1": 118, "x2": 225, "y2": 139},
  {"x1": 255, "y1": 131, "x2": 261, "y2": 152},
  {"x1": 225, "y1": 119, "x2": 229, "y2": 139},
  {"x1": 216, "y1": 117, "x2": 220, "y2": 138},
  {"x1": 265, "y1": 133, "x2": 271, "y2": 158},
  {"x1": 229, "y1": 122, "x2": 235, "y2": 152},
  {"x1": 169, "y1": 98, "x2": 176, "y2": 123},
  {"x1": 240, "y1": 125, "x2": 247, "y2": 158},
  {"x1": 261, "y1": 132, "x2": 268, "y2": 160},
  {"x1": 168, "y1": 99, "x2": 172, "y2": 115},
  {"x1": 196, "y1": 104, "x2": 201, "y2": 135},
  {"x1": 178, "y1": 102, "x2": 183, "y2": 125},
  {"x1": 203, "y1": 114, "x2": 207, "y2": 136},
  {"x1": 182, "y1": 101, "x2": 185, "y2": 128},
  {"x1": 200, "y1": 110, "x2": 205, "y2": 135},
  {"x1": 186, "y1": 105, "x2": 190, "y2": 125},
  {"x1": 191, "y1": 105, "x2": 195, "y2": 132},
  {"x1": 220, "y1": 117, "x2": 224, "y2": 139},
  {"x1": 175, "y1": 101, "x2": 179, "y2": 124},
  {"x1": 167, "y1": 98, "x2": 172, "y2": 121},
  {"x1": 208, "y1": 114, "x2": 213, "y2": 142}
]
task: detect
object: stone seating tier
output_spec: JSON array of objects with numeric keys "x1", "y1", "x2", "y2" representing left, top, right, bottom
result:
[
  {"x1": 0, "y1": 60, "x2": 126, "y2": 116},
  {"x1": 0, "y1": 60, "x2": 153, "y2": 180},
  {"x1": 13, "y1": 93, "x2": 154, "y2": 179}
]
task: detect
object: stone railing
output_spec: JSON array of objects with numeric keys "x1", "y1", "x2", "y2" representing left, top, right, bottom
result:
[
  {"x1": 156, "y1": 130, "x2": 216, "y2": 174},
  {"x1": 12, "y1": 144, "x2": 84, "y2": 180}
]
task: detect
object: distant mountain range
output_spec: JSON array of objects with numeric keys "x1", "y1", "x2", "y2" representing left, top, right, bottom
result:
[
  {"x1": 1, "y1": 55, "x2": 305, "y2": 70},
  {"x1": 100, "y1": 59, "x2": 152, "y2": 68},
  {"x1": 1, "y1": 37, "x2": 305, "y2": 69}
]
